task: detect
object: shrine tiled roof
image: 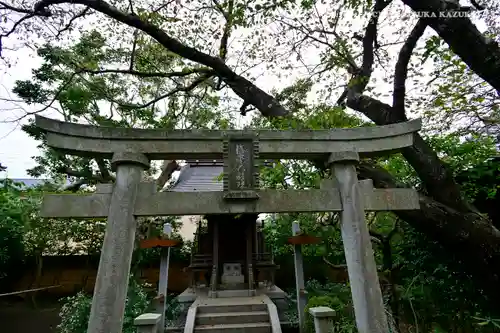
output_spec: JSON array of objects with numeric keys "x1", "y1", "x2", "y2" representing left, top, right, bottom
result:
[
  {"x1": 169, "y1": 159, "x2": 275, "y2": 192},
  {"x1": 169, "y1": 160, "x2": 223, "y2": 192}
]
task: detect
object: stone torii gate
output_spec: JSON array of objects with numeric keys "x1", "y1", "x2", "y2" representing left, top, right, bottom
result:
[{"x1": 34, "y1": 115, "x2": 421, "y2": 333}]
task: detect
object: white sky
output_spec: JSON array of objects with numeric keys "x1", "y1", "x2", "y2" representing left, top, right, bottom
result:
[{"x1": 0, "y1": 1, "x2": 487, "y2": 178}]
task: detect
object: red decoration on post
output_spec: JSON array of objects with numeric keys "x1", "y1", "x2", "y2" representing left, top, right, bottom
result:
[
  {"x1": 139, "y1": 238, "x2": 181, "y2": 249},
  {"x1": 287, "y1": 235, "x2": 321, "y2": 245}
]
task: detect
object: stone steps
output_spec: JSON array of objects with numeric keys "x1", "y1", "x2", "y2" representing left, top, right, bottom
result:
[
  {"x1": 196, "y1": 311, "x2": 269, "y2": 325},
  {"x1": 197, "y1": 302, "x2": 267, "y2": 314},
  {"x1": 193, "y1": 297, "x2": 271, "y2": 333},
  {"x1": 213, "y1": 289, "x2": 257, "y2": 298},
  {"x1": 194, "y1": 322, "x2": 271, "y2": 333}
]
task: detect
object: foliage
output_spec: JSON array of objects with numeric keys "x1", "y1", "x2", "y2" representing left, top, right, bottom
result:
[
  {"x1": 164, "y1": 293, "x2": 183, "y2": 326},
  {"x1": 261, "y1": 111, "x2": 500, "y2": 332},
  {"x1": 57, "y1": 276, "x2": 151, "y2": 333},
  {"x1": 419, "y1": 34, "x2": 500, "y2": 138},
  {"x1": 380, "y1": 133, "x2": 498, "y2": 195},
  {"x1": 14, "y1": 29, "x2": 235, "y2": 186},
  {"x1": 393, "y1": 223, "x2": 500, "y2": 333},
  {"x1": 304, "y1": 280, "x2": 355, "y2": 333},
  {"x1": 0, "y1": 179, "x2": 30, "y2": 284}
]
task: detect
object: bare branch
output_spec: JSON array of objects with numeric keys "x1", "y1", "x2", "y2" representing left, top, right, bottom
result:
[
  {"x1": 1, "y1": 13, "x2": 35, "y2": 38},
  {"x1": 322, "y1": 256, "x2": 347, "y2": 270},
  {"x1": 335, "y1": 0, "x2": 391, "y2": 106},
  {"x1": 81, "y1": 67, "x2": 212, "y2": 78},
  {"x1": 125, "y1": 72, "x2": 214, "y2": 109},
  {"x1": 129, "y1": 29, "x2": 138, "y2": 70},
  {"x1": 0, "y1": 11, "x2": 36, "y2": 57},
  {"x1": 55, "y1": 7, "x2": 90, "y2": 38}
]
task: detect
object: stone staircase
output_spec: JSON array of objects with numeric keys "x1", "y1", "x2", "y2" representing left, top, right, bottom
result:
[{"x1": 187, "y1": 296, "x2": 280, "y2": 333}]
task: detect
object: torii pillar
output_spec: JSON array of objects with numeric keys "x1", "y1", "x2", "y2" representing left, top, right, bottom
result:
[
  {"x1": 328, "y1": 151, "x2": 388, "y2": 333},
  {"x1": 87, "y1": 152, "x2": 150, "y2": 333}
]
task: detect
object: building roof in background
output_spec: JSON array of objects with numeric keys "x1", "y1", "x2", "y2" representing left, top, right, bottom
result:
[
  {"x1": 2, "y1": 178, "x2": 72, "y2": 189},
  {"x1": 9, "y1": 178, "x2": 50, "y2": 188}
]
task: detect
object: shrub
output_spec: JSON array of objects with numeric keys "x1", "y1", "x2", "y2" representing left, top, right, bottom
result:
[
  {"x1": 57, "y1": 277, "x2": 151, "y2": 333},
  {"x1": 304, "y1": 280, "x2": 355, "y2": 333}
]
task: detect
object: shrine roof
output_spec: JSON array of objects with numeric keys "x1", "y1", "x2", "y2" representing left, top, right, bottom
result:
[
  {"x1": 169, "y1": 159, "x2": 275, "y2": 192},
  {"x1": 169, "y1": 160, "x2": 223, "y2": 192}
]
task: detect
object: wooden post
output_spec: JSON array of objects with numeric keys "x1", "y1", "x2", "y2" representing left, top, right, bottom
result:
[
  {"x1": 209, "y1": 220, "x2": 219, "y2": 297},
  {"x1": 254, "y1": 219, "x2": 259, "y2": 261},
  {"x1": 196, "y1": 219, "x2": 201, "y2": 253},
  {"x1": 156, "y1": 223, "x2": 172, "y2": 331},
  {"x1": 87, "y1": 152, "x2": 149, "y2": 333},
  {"x1": 292, "y1": 221, "x2": 307, "y2": 333},
  {"x1": 328, "y1": 151, "x2": 389, "y2": 333},
  {"x1": 134, "y1": 313, "x2": 161, "y2": 333},
  {"x1": 308, "y1": 307, "x2": 335, "y2": 333},
  {"x1": 246, "y1": 220, "x2": 255, "y2": 292}
]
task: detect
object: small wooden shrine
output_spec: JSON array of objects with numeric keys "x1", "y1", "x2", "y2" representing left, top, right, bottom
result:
[{"x1": 171, "y1": 160, "x2": 280, "y2": 299}]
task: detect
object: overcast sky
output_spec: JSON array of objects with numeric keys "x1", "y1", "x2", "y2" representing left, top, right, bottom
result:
[
  {"x1": 0, "y1": 1, "x2": 487, "y2": 179},
  {"x1": 1, "y1": 53, "x2": 43, "y2": 178}
]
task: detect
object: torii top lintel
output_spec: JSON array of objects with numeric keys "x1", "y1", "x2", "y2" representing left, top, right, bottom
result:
[{"x1": 34, "y1": 115, "x2": 421, "y2": 160}]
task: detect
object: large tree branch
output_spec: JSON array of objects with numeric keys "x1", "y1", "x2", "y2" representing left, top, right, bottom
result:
[
  {"x1": 401, "y1": 0, "x2": 500, "y2": 93},
  {"x1": 0, "y1": 1, "x2": 40, "y2": 14},
  {"x1": 322, "y1": 256, "x2": 348, "y2": 270},
  {"x1": 343, "y1": 16, "x2": 475, "y2": 212},
  {"x1": 156, "y1": 160, "x2": 180, "y2": 191},
  {"x1": 95, "y1": 158, "x2": 113, "y2": 182},
  {"x1": 393, "y1": 20, "x2": 427, "y2": 116},
  {"x1": 358, "y1": 161, "x2": 500, "y2": 307},
  {"x1": 32, "y1": 0, "x2": 289, "y2": 117},
  {"x1": 63, "y1": 178, "x2": 87, "y2": 192},
  {"x1": 56, "y1": 166, "x2": 108, "y2": 183},
  {"x1": 348, "y1": 95, "x2": 477, "y2": 212},
  {"x1": 346, "y1": 0, "x2": 391, "y2": 96},
  {"x1": 213, "y1": 0, "x2": 233, "y2": 62}
]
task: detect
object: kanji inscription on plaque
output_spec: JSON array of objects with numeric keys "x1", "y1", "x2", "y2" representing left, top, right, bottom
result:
[{"x1": 223, "y1": 134, "x2": 259, "y2": 200}]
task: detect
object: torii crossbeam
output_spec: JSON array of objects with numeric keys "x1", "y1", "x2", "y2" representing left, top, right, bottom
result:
[{"x1": 34, "y1": 115, "x2": 422, "y2": 333}]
